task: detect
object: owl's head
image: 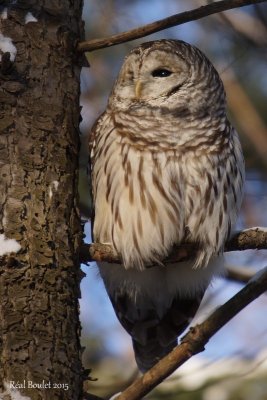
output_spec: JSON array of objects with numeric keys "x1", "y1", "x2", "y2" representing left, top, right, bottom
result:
[{"x1": 108, "y1": 40, "x2": 225, "y2": 116}]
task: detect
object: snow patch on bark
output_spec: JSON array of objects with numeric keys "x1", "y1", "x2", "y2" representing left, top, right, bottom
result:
[
  {"x1": 25, "y1": 12, "x2": 38, "y2": 24},
  {"x1": 49, "y1": 180, "x2": 59, "y2": 199},
  {"x1": 0, "y1": 33, "x2": 17, "y2": 61},
  {"x1": 0, "y1": 234, "x2": 21, "y2": 256}
]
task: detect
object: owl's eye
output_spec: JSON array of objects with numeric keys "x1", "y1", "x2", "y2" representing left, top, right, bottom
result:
[{"x1": 151, "y1": 69, "x2": 172, "y2": 78}]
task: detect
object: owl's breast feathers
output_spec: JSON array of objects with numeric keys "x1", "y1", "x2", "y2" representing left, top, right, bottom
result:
[{"x1": 90, "y1": 108, "x2": 244, "y2": 270}]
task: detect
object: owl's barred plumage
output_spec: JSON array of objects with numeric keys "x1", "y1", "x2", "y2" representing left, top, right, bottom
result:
[{"x1": 90, "y1": 40, "x2": 244, "y2": 372}]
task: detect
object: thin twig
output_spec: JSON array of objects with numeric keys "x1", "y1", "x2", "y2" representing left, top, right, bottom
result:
[
  {"x1": 80, "y1": 227, "x2": 267, "y2": 265},
  {"x1": 77, "y1": 0, "x2": 267, "y2": 52},
  {"x1": 226, "y1": 265, "x2": 256, "y2": 283},
  {"x1": 116, "y1": 266, "x2": 267, "y2": 400}
]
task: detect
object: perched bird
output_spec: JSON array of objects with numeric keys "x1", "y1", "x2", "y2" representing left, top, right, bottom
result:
[{"x1": 89, "y1": 39, "x2": 244, "y2": 372}]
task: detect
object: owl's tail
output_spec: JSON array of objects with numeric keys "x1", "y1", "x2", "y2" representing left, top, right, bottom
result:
[
  {"x1": 132, "y1": 337, "x2": 177, "y2": 373},
  {"x1": 131, "y1": 295, "x2": 204, "y2": 373},
  {"x1": 98, "y1": 262, "x2": 208, "y2": 373}
]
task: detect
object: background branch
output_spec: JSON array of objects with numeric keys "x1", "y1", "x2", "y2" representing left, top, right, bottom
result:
[
  {"x1": 80, "y1": 227, "x2": 267, "y2": 265},
  {"x1": 217, "y1": 8, "x2": 267, "y2": 46},
  {"x1": 226, "y1": 265, "x2": 256, "y2": 283},
  {"x1": 115, "y1": 266, "x2": 267, "y2": 400},
  {"x1": 223, "y1": 70, "x2": 267, "y2": 168},
  {"x1": 77, "y1": 0, "x2": 267, "y2": 52}
]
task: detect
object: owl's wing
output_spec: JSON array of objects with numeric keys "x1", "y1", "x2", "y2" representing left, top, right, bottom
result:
[
  {"x1": 89, "y1": 112, "x2": 106, "y2": 167},
  {"x1": 88, "y1": 113, "x2": 106, "y2": 240},
  {"x1": 109, "y1": 288, "x2": 205, "y2": 372}
]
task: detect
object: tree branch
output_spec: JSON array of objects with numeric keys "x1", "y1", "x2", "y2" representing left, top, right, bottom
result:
[
  {"x1": 223, "y1": 70, "x2": 267, "y2": 168},
  {"x1": 226, "y1": 265, "x2": 256, "y2": 283},
  {"x1": 77, "y1": 0, "x2": 267, "y2": 52},
  {"x1": 80, "y1": 227, "x2": 267, "y2": 265},
  {"x1": 115, "y1": 266, "x2": 267, "y2": 400}
]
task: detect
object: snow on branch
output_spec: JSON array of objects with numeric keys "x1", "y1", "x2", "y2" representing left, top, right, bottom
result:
[
  {"x1": 77, "y1": 0, "x2": 267, "y2": 53},
  {"x1": 80, "y1": 227, "x2": 267, "y2": 265}
]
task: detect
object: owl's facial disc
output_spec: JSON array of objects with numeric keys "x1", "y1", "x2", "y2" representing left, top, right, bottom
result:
[
  {"x1": 133, "y1": 50, "x2": 189, "y2": 102},
  {"x1": 110, "y1": 46, "x2": 191, "y2": 109},
  {"x1": 125, "y1": 50, "x2": 189, "y2": 104},
  {"x1": 135, "y1": 68, "x2": 174, "y2": 99}
]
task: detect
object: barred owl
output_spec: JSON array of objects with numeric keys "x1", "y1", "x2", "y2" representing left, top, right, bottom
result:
[{"x1": 89, "y1": 40, "x2": 244, "y2": 372}]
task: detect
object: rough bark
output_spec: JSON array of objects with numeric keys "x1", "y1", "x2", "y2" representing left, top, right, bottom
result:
[{"x1": 0, "y1": 2, "x2": 84, "y2": 399}]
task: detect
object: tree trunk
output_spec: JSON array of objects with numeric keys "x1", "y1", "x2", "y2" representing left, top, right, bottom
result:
[{"x1": 0, "y1": 2, "x2": 84, "y2": 399}]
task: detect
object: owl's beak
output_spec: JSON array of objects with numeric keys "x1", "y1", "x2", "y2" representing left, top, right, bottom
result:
[{"x1": 135, "y1": 80, "x2": 143, "y2": 99}]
